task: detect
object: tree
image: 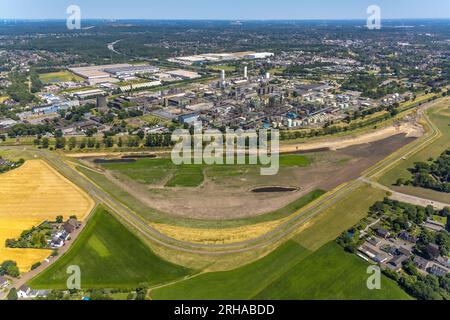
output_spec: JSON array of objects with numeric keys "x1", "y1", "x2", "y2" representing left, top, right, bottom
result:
[
  {"x1": 68, "y1": 137, "x2": 77, "y2": 150},
  {"x1": 55, "y1": 137, "x2": 66, "y2": 149},
  {"x1": 135, "y1": 287, "x2": 147, "y2": 300},
  {"x1": 56, "y1": 215, "x2": 64, "y2": 223},
  {"x1": 87, "y1": 138, "x2": 96, "y2": 148},
  {"x1": 42, "y1": 137, "x2": 49, "y2": 149},
  {"x1": 7, "y1": 288, "x2": 18, "y2": 300},
  {"x1": 54, "y1": 129, "x2": 63, "y2": 138},
  {"x1": 136, "y1": 130, "x2": 145, "y2": 140},
  {"x1": 79, "y1": 138, "x2": 86, "y2": 149},
  {"x1": 104, "y1": 136, "x2": 114, "y2": 148},
  {"x1": 1, "y1": 260, "x2": 20, "y2": 278}
]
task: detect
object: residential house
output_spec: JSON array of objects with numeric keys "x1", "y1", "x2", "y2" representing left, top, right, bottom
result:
[
  {"x1": 387, "y1": 254, "x2": 409, "y2": 271},
  {"x1": 17, "y1": 285, "x2": 37, "y2": 299},
  {"x1": 428, "y1": 264, "x2": 449, "y2": 277},
  {"x1": 376, "y1": 227, "x2": 390, "y2": 239},
  {"x1": 398, "y1": 230, "x2": 417, "y2": 244},
  {"x1": 413, "y1": 256, "x2": 430, "y2": 271},
  {"x1": 17, "y1": 285, "x2": 48, "y2": 299},
  {"x1": 0, "y1": 276, "x2": 9, "y2": 289}
]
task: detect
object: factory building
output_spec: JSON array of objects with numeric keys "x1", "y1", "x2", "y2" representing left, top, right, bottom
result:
[{"x1": 104, "y1": 65, "x2": 160, "y2": 77}]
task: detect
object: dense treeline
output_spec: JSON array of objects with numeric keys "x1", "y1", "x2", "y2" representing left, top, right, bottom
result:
[
  {"x1": 397, "y1": 150, "x2": 450, "y2": 193},
  {"x1": 7, "y1": 123, "x2": 55, "y2": 138},
  {"x1": 341, "y1": 73, "x2": 407, "y2": 99}
]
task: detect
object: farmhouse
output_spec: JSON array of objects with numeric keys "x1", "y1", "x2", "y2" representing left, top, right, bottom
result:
[
  {"x1": 375, "y1": 227, "x2": 390, "y2": 239},
  {"x1": 17, "y1": 285, "x2": 48, "y2": 299},
  {"x1": 63, "y1": 218, "x2": 81, "y2": 233}
]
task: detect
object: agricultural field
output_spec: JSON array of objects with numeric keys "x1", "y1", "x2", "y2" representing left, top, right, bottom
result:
[
  {"x1": 293, "y1": 184, "x2": 386, "y2": 251},
  {"x1": 0, "y1": 159, "x2": 94, "y2": 271},
  {"x1": 379, "y1": 101, "x2": 450, "y2": 203},
  {"x1": 38, "y1": 71, "x2": 83, "y2": 84},
  {"x1": 152, "y1": 242, "x2": 411, "y2": 300},
  {"x1": 151, "y1": 241, "x2": 310, "y2": 300},
  {"x1": 254, "y1": 242, "x2": 412, "y2": 300},
  {"x1": 29, "y1": 207, "x2": 193, "y2": 289}
]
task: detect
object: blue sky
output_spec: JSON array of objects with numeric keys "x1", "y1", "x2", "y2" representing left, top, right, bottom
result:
[{"x1": 1, "y1": 0, "x2": 450, "y2": 20}]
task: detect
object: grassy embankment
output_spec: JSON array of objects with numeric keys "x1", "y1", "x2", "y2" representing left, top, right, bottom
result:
[{"x1": 378, "y1": 100, "x2": 450, "y2": 203}]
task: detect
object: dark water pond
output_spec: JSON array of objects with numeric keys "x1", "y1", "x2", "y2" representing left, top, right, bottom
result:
[{"x1": 251, "y1": 187, "x2": 298, "y2": 193}]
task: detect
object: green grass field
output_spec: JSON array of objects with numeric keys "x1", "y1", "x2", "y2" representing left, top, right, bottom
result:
[
  {"x1": 279, "y1": 154, "x2": 313, "y2": 167},
  {"x1": 101, "y1": 154, "x2": 311, "y2": 188},
  {"x1": 102, "y1": 158, "x2": 206, "y2": 187},
  {"x1": 207, "y1": 65, "x2": 237, "y2": 72},
  {"x1": 39, "y1": 71, "x2": 82, "y2": 84},
  {"x1": 165, "y1": 165, "x2": 205, "y2": 187},
  {"x1": 29, "y1": 207, "x2": 193, "y2": 289},
  {"x1": 152, "y1": 241, "x2": 411, "y2": 300},
  {"x1": 255, "y1": 242, "x2": 412, "y2": 300}
]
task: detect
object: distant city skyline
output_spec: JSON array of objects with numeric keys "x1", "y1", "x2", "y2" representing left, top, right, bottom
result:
[{"x1": 1, "y1": 0, "x2": 450, "y2": 20}]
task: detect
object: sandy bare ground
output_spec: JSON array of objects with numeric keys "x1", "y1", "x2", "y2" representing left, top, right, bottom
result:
[
  {"x1": 280, "y1": 122, "x2": 423, "y2": 153},
  {"x1": 96, "y1": 134, "x2": 417, "y2": 220}
]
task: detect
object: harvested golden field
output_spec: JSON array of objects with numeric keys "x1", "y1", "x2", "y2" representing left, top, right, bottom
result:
[
  {"x1": 0, "y1": 160, "x2": 95, "y2": 271},
  {"x1": 149, "y1": 218, "x2": 289, "y2": 245}
]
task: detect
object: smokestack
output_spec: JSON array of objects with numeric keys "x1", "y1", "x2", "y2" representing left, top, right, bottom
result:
[
  {"x1": 220, "y1": 69, "x2": 226, "y2": 82},
  {"x1": 244, "y1": 66, "x2": 248, "y2": 79}
]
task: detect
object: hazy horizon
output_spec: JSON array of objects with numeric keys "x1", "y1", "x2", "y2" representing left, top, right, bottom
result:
[{"x1": 1, "y1": 0, "x2": 450, "y2": 20}]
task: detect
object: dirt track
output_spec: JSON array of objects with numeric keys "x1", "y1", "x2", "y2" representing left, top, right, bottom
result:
[{"x1": 280, "y1": 122, "x2": 423, "y2": 153}]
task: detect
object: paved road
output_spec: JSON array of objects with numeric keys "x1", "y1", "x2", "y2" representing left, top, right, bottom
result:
[{"x1": 361, "y1": 178, "x2": 449, "y2": 209}]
